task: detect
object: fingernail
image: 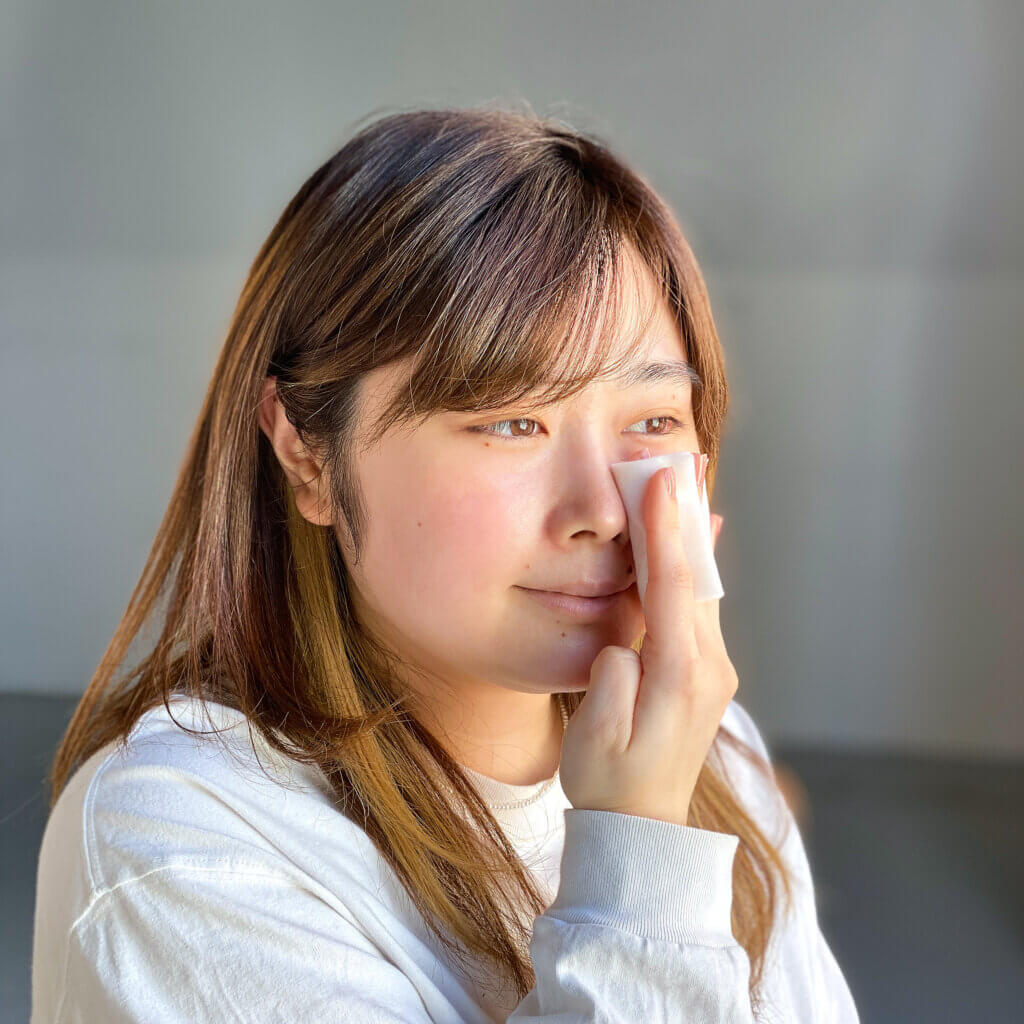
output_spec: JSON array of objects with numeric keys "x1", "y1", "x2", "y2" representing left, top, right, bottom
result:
[
  {"x1": 691, "y1": 453, "x2": 705, "y2": 500},
  {"x1": 664, "y1": 467, "x2": 676, "y2": 498}
]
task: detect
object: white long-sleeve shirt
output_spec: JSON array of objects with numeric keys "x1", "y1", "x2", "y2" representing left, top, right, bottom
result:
[{"x1": 30, "y1": 694, "x2": 860, "y2": 1022}]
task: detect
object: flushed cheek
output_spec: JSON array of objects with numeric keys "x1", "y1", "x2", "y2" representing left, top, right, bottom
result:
[
  {"x1": 369, "y1": 473, "x2": 529, "y2": 614},
  {"x1": 417, "y1": 484, "x2": 527, "y2": 598}
]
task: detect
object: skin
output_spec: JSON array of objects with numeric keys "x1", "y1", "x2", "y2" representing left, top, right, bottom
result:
[{"x1": 259, "y1": 245, "x2": 705, "y2": 785}]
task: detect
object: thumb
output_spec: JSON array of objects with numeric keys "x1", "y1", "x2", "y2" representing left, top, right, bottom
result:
[{"x1": 575, "y1": 646, "x2": 643, "y2": 750}]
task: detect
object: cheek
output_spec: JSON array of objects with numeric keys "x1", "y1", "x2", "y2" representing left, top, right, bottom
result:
[
  {"x1": 367, "y1": 458, "x2": 531, "y2": 609},
  {"x1": 422, "y1": 473, "x2": 530, "y2": 592}
]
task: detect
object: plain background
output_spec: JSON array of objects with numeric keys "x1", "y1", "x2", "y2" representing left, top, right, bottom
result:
[{"x1": 3, "y1": 0, "x2": 1022, "y2": 757}]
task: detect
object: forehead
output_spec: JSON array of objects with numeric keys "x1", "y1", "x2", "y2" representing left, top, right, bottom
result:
[
  {"x1": 591, "y1": 241, "x2": 689, "y2": 378},
  {"x1": 356, "y1": 243, "x2": 692, "y2": 423}
]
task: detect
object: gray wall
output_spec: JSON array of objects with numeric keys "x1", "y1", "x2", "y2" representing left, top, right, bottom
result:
[{"x1": 3, "y1": 0, "x2": 1021, "y2": 755}]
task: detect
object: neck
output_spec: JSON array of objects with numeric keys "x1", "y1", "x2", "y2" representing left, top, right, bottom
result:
[{"x1": 420, "y1": 690, "x2": 566, "y2": 786}]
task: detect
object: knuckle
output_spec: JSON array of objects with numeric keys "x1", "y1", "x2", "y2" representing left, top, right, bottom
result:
[
  {"x1": 668, "y1": 560, "x2": 693, "y2": 589},
  {"x1": 617, "y1": 648, "x2": 643, "y2": 675},
  {"x1": 596, "y1": 645, "x2": 641, "y2": 672},
  {"x1": 718, "y1": 658, "x2": 739, "y2": 695},
  {"x1": 590, "y1": 709, "x2": 632, "y2": 750},
  {"x1": 667, "y1": 656, "x2": 703, "y2": 696},
  {"x1": 673, "y1": 654, "x2": 733, "y2": 701}
]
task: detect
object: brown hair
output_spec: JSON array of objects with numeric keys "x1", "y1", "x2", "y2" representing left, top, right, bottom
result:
[{"x1": 49, "y1": 103, "x2": 793, "y2": 1014}]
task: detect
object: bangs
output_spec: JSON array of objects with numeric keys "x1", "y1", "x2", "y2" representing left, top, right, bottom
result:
[{"x1": 366, "y1": 210, "x2": 682, "y2": 442}]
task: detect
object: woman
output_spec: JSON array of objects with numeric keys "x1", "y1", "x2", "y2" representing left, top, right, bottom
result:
[{"x1": 31, "y1": 105, "x2": 860, "y2": 1022}]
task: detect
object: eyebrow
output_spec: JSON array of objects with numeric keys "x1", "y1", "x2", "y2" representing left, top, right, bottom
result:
[{"x1": 609, "y1": 358, "x2": 702, "y2": 390}]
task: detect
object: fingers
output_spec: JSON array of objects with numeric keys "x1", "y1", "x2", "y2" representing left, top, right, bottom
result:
[
  {"x1": 694, "y1": 510, "x2": 725, "y2": 649},
  {"x1": 711, "y1": 513, "x2": 723, "y2": 547},
  {"x1": 640, "y1": 460, "x2": 700, "y2": 669},
  {"x1": 694, "y1": 452, "x2": 708, "y2": 500},
  {"x1": 580, "y1": 646, "x2": 643, "y2": 752}
]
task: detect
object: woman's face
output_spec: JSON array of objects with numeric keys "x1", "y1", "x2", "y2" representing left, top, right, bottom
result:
[{"x1": 338, "y1": 253, "x2": 703, "y2": 719}]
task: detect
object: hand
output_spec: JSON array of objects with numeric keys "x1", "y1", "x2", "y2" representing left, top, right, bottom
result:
[{"x1": 558, "y1": 451, "x2": 736, "y2": 828}]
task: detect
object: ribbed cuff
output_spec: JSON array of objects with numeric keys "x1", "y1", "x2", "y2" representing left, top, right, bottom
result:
[{"x1": 547, "y1": 808, "x2": 740, "y2": 947}]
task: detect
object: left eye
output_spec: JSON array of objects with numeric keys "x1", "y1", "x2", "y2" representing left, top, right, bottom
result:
[{"x1": 472, "y1": 415, "x2": 684, "y2": 440}]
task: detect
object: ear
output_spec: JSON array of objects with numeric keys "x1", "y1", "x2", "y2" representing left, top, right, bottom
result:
[{"x1": 257, "y1": 376, "x2": 334, "y2": 526}]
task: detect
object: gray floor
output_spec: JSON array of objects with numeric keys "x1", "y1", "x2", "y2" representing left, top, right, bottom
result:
[{"x1": 4, "y1": 694, "x2": 1022, "y2": 1023}]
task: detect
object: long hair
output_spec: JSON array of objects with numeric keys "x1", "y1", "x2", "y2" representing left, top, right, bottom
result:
[{"x1": 49, "y1": 103, "x2": 793, "y2": 1012}]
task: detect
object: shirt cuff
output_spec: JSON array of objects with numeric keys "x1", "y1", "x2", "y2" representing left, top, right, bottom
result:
[{"x1": 547, "y1": 807, "x2": 740, "y2": 947}]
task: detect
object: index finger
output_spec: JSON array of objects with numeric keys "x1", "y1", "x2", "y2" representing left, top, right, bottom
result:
[{"x1": 640, "y1": 463, "x2": 700, "y2": 668}]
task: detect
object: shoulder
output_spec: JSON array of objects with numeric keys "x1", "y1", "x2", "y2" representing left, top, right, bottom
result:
[
  {"x1": 33, "y1": 700, "x2": 433, "y2": 1024},
  {"x1": 33, "y1": 697, "x2": 422, "y2": 1020},
  {"x1": 714, "y1": 697, "x2": 796, "y2": 847},
  {"x1": 38, "y1": 697, "x2": 350, "y2": 902}
]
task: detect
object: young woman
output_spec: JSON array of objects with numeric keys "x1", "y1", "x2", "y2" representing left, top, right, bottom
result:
[{"x1": 31, "y1": 105, "x2": 860, "y2": 1022}]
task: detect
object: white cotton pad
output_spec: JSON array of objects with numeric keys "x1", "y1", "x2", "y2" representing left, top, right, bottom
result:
[{"x1": 609, "y1": 451, "x2": 724, "y2": 609}]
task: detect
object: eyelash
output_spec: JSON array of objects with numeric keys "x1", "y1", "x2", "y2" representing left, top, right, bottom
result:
[{"x1": 470, "y1": 415, "x2": 686, "y2": 441}]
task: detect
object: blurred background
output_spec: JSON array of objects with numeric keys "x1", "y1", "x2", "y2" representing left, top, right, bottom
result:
[{"x1": 3, "y1": 1, "x2": 1022, "y2": 1020}]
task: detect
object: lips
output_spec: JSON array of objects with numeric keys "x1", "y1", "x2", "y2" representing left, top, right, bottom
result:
[
  {"x1": 540, "y1": 580, "x2": 634, "y2": 598},
  {"x1": 517, "y1": 583, "x2": 637, "y2": 617}
]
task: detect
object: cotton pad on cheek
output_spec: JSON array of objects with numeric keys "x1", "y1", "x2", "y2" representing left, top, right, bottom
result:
[{"x1": 609, "y1": 451, "x2": 725, "y2": 611}]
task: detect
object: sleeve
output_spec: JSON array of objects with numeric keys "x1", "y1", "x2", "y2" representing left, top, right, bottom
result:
[
  {"x1": 56, "y1": 864, "x2": 434, "y2": 1023},
  {"x1": 54, "y1": 818, "x2": 751, "y2": 1024},
  {"x1": 715, "y1": 700, "x2": 862, "y2": 1022},
  {"x1": 507, "y1": 808, "x2": 753, "y2": 1022}
]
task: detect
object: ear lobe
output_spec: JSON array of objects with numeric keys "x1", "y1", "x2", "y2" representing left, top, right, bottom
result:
[{"x1": 293, "y1": 472, "x2": 335, "y2": 528}]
